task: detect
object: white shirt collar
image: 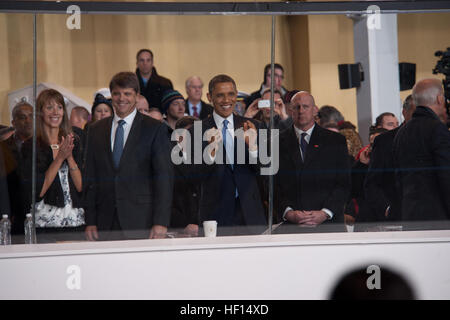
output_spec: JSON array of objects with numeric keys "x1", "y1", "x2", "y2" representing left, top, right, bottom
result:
[
  {"x1": 113, "y1": 107, "x2": 137, "y2": 125},
  {"x1": 294, "y1": 123, "x2": 315, "y2": 141},
  {"x1": 213, "y1": 111, "x2": 234, "y2": 129}
]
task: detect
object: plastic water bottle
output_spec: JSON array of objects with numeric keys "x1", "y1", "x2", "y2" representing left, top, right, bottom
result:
[
  {"x1": 24, "y1": 214, "x2": 36, "y2": 244},
  {"x1": 0, "y1": 214, "x2": 11, "y2": 245}
]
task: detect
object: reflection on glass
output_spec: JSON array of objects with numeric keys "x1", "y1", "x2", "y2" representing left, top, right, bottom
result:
[{"x1": 1, "y1": 9, "x2": 450, "y2": 245}]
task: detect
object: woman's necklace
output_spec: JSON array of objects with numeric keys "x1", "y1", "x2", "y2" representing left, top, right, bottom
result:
[{"x1": 50, "y1": 144, "x2": 59, "y2": 150}]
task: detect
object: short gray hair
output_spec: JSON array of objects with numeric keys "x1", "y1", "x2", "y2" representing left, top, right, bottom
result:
[{"x1": 412, "y1": 78, "x2": 444, "y2": 107}]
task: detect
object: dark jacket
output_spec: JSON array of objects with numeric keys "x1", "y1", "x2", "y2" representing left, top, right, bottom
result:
[
  {"x1": 184, "y1": 99, "x2": 213, "y2": 120},
  {"x1": 275, "y1": 125, "x2": 351, "y2": 225},
  {"x1": 136, "y1": 67, "x2": 173, "y2": 113},
  {"x1": 359, "y1": 127, "x2": 402, "y2": 223},
  {"x1": 21, "y1": 136, "x2": 84, "y2": 210},
  {"x1": 393, "y1": 106, "x2": 450, "y2": 223},
  {"x1": 0, "y1": 136, "x2": 27, "y2": 233},
  {"x1": 84, "y1": 111, "x2": 174, "y2": 238},
  {"x1": 185, "y1": 114, "x2": 267, "y2": 232}
]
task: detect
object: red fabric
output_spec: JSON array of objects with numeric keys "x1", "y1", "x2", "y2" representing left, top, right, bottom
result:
[{"x1": 355, "y1": 145, "x2": 369, "y2": 161}]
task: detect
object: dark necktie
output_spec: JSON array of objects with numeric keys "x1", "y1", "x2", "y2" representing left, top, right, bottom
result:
[
  {"x1": 300, "y1": 132, "x2": 308, "y2": 161},
  {"x1": 113, "y1": 120, "x2": 126, "y2": 168},
  {"x1": 192, "y1": 105, "x2": 199, "y2": 118}
]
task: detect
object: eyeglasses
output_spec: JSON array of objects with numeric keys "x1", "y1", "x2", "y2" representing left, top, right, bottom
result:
[{"x1": 266, "y1": 73, "x2": 284, "y2": 80}]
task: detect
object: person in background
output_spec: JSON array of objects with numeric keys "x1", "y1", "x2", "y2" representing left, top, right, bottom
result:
[
  {"x1": 245, "y1": 63, "x2": 289, "y2": 108},
  {"x1": 170, "y1": 116, "x2": 201, "y2": 236},
  {"x1": 244, "y1": 88, "x2": 290, "y2": 130},
  {"x1": 184, "y1": 76, "x2": 213, "y2": 120},
  {"x1": 70, "y1": 106, "x2": 90, "y2": 130},
  {"x1": 90, "y1": 94, "x2": 114, "y2": 123},
  {"x1": 147, "y1": 107, "x2": 164, "y2": 122},
  {"x1": 161, "y1": 89, "x2": 186, "y2": 132},
  {"x1": 375, "y1": 112, "x2": 399, "y2": 130},
  {"x1": 359, "y1": 95, "x2": 416, "y2": 225},
  {"x1": 393, "y1": 78, "x2": 450, "y2": 227},
  {"x1": 234, "y1": 91, "x2": 249, "y2": 116},
  {"x1": 21, "y1": 89, "x2": 84, "y2": 243},
  {"x1": 136, "y1": 93, "x2": 151, "y2": 117},
  {"x1": 135, "y1": 48, "x2": 173, "y2": 112},
  {"x1": 1, "y1": 101, "x2": 33, "y2": 235}
]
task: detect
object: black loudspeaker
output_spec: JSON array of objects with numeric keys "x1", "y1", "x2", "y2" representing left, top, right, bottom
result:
[
  {"x1": 399, "y1": 62, "x2": 416, "y2": 91},
  {"x1": 338, "y1": 63, "x2": 363, "y2": 89}
]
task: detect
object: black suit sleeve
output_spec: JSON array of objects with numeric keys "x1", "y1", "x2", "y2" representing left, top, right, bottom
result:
[
  {"x1": 83, "y1": 126, "x2": 98, "y2": 226},
  {"x1": 0, "y1": 145, "x2": 11, "y2": 215},
  {"x1": 150, "y1": 122, "x2": 174, "y2": 226},
  {"x1": 361, "y1": 136, "x2": 390, "y2": 222},
  {"x1": 432, "y1": 123, "x2": 450, "y2": 215},
  {"x1": 322, "y1": 136, "x2": 351, "y2": 220}
]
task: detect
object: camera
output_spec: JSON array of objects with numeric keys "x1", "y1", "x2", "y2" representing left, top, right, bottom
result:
[
  {"x1": 433, "y1": 47, "x2": 450, "y2": 127},
  {"x1": 258, "y1": 99, "x2": 270, "y2": 109}
]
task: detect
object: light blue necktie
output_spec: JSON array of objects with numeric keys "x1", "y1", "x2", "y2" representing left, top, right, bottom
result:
[
  {"x1": 222, "y1": 119, "x2": 234, "y2": 169},
  {"x1": 113, "y1": 119, "x2": 125, "y2": 168},
  {"x1": 222, "y1": 119, "x2": 238, "y2": 198}
]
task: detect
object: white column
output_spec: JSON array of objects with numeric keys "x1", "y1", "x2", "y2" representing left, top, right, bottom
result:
[{"x1": 353, "y1": 13, "x2": 401, "y2": 144}]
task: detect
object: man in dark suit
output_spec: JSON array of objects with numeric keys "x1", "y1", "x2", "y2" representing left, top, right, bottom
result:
[
  {"x1": 359, "y1": 95, "x2": 416, "y2": 225},
  {"x1": 275, "y1": 91, "x2": 350, "y2": 230},
  {"x1": 84, "y1": 72, "x2": 174, "y2": 240},
  {"x1": 187, "y1": 74, "x2": 266, "y2": 236},
  {"x1": 392, "y1": 78, "x2": 450, "y2": 227},
  {"x1": 184, "y1": 76, "x2": 213, "y2": 120},
  {"x1": 1, "y1": 101, "x2": 33, "y2": 234},
  {"x1": 135, "y1": 49, "x2": 173, "y2": 113}
]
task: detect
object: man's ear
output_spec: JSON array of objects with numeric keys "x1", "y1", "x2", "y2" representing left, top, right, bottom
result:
[
  {"x1": 207, "y1": 92, "x2": 212, "y2": 104},
  {"x1": 313, "y1": 105, "x2": 319, "y2": 116},
  {"x1": 437, "y1": 93, "x2": 445, "y2": 107}
]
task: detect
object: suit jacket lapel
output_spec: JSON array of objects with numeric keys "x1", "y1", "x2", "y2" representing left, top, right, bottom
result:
[
  {"x1": 303, "y1": 125, "x2": 321, "y2": 166},
  {"x1": 287, "y1": 126, "x2": 303, "y2": 170},
  {"x1": 119, "y1": 111, "x2": 142, "y2": 169},
  {"x1": 104, "y1": 117, "x2": 115, "y2": 169}
]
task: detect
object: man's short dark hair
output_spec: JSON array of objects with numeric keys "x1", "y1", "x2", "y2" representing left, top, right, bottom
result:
[
  {"x1": 263, "y1": 63, "x2": 284, "y2": 84},
  {"x1": 109, "y1": 72, "x2": 140, "y2": 94},
  {"x1": 208, "y1": 74, "x2": 237, "y2": 94},
  {"x1": 403, "y1": 94, "x2": 414, "y2": 112},
  {"x1": 375, "y1": 112, "x2": 396, "y2": 127},
  {"x1": 369, "y1": 126, "x2": 388, "y2": 138},
  {"x1": 12, "y1": 101, "x2": 33, "y2": 120},
  {"x1": 136, "y1": 49, "x2": 154, "y2": 61},
  {"x1": 175, "y1": 116, "x2": 197, "y2": 130},
  {"x1": 261, "y1": 88, "x2": 283, "y2": 98}
]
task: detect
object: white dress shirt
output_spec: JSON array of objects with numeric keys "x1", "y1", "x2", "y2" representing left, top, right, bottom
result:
[
  {"x1": 110, "y1": 108, "x2": 137, "y2": 151},
  {"x1": 211, "y1": 111, "x2": 258, "y2": 162},
  {"x1": 188, "y1": 100, "x2": 202, "y2": 117}
]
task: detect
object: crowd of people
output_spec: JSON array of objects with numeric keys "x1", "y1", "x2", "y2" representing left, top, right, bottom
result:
[{"x1": 1, "y1": 48, "x2": 449, "y2": 243}]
